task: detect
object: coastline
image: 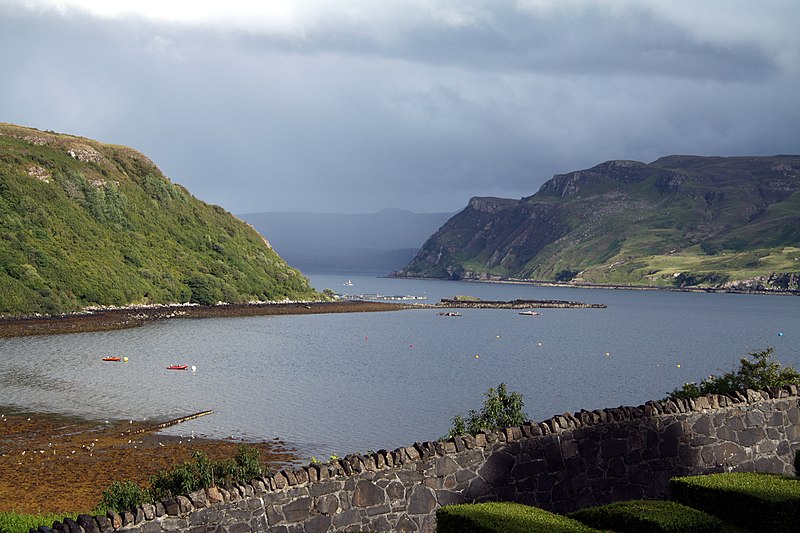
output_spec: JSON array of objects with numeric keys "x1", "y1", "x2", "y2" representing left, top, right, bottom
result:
[
  {"x1": 392, "y1": 274, "x2": 800, "y2": 296},
  {"x1": 0, "y1": 300, "x2": 408, "y2": 339},
  {"x1": 0, "y1": 410, "x2": 300, "y2": 514}
]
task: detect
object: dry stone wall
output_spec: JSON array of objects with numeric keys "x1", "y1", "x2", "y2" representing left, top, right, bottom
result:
[{"x1": 36, "y1": 386, "x2": 800, "y2": 533}]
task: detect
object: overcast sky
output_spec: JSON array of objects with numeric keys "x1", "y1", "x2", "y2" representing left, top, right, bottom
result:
[{"x1": 2, "y1": 1, "x2": 798, "y2": 214}]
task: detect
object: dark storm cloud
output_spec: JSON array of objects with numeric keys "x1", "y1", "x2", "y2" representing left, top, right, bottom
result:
[
  {"x1": 1, "y1": 1, "x2": 798, "y2": 214},
  {"x1": 242, "y1": 3, "x2": 777, "y2": 83}
]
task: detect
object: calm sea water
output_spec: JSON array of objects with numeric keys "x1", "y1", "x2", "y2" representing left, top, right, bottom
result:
[{"x1": 1, "y1": 273, "x2": 799, "y2": 459}]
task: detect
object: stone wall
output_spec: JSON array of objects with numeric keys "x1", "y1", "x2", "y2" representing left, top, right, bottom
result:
[{"x1": 39, "y1": 386, "x2": 800, "y2": 533}]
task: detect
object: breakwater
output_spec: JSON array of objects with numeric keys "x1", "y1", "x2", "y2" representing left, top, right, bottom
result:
[
  {"x1": 437, "y1": 298, "x2": 606, "y2": 309},
  {"x1": 40, "y1": 386, "x2": 800, "y2": 533}
]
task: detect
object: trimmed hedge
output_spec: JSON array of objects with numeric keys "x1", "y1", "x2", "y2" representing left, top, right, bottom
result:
[
  {"x1": 568, "y1": 499, "x2": 722, "y2": 533},
  {"x1": 670, "y1": 472, "x2": 800, "y2": 533},
  {"x1": 436, "y1": 502, "x2": 601, "y2": 533}
]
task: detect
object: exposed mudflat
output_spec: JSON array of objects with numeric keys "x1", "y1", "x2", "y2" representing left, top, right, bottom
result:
[{"x1": 0, "y1": 300, "x2": 407, "y2": 338}]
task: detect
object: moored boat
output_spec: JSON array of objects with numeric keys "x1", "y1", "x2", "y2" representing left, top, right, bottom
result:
[
  {"x1": 438, "y1": 311, "x2": 462, "y2": 316},
  {"x1": 102, "y1": 356, "x2": 121, "y2": 362},
  {"x1": 518, "y1": 310, "x2": 541, "y2": 316},
  {"x1": 166, "y1": 365, "x2": 188, "y2": 370}
]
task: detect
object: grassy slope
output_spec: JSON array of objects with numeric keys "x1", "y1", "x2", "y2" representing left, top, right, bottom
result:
[
  {"x1": 0, "y1": 124, "x2": 319, "y2": 315},
  {"x1": 401, "y1": 156, "x2": 800, "y2": 288}
]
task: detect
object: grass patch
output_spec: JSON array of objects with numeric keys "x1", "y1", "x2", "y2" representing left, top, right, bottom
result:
[
  {"x1": 568, "y1": 499, "x2": 722, "y2": 533},
  {"x1": 436, "y1": 502, "x2": 601, "y2": 533},
  {"x1": 0, "y1": 511, "x2": 77, "y2": 533},
  {"x1": 670, "y1": 472, "x2": 800, "y2": 533}
]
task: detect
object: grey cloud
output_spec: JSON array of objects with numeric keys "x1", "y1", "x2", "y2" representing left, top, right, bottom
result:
[
  {"x1": 1, "y1": 3, "x2": 798, "y2": 215},
  {"x1": 236, "y1": 3, "x2": 778, "y2": 83}
]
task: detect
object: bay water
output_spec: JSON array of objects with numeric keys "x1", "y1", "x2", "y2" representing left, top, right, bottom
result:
[{"x1": 1, "y1": 273, "x2": 798, "y2": 459}]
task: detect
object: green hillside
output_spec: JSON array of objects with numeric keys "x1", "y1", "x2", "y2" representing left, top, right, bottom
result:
[
  {"x1": 0, "y1": 123, "x2": 319, "y2": 315},
  {"x1": 397, "y1": 156, "x2": 800, "y2": 291}
]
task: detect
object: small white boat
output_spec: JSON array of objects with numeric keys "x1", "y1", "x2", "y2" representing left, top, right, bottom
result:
[
  {"x1": 518, "y1": 310, "x2": 541, "y2": 316},
  {"x1": 438, "y1": 311, "x2": 462, "y2": 317},
  {"x1": 343, "y1": 280, "x2": 354, "y2": 286}
]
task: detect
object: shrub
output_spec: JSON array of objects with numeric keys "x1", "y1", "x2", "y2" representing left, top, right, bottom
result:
[
  {"x1": 446, "y1": 383, "x2": 527, "y2": 438},
  {"x1": 670, "y1": 472, "x2": 800, "y2": 532},
  {"x1": 568, "y1": 499, "x2": 722, "y2": 533},
  {"x1": 665, "y1": 347, "x2": 800, "y2": 400},
  {"x1": 96, "y1": 445, "x2": 265, "y2": 508},
  {"x1": 149, "y1": 445, "x2": 263, "y2": 501},
  {"x1": 436, "y1": 502, "x2": 600, "y2": 533},
  {"x1": 97, "y1": 480, "x2": 149, "y2": 514}
]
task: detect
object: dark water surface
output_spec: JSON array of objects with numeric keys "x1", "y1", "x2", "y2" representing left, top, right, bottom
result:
[{"x1": 1, "y1": 273, "x2": 798, "y2": 459}]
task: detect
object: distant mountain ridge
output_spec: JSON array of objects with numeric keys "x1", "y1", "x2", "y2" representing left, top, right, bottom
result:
[
  {"x1": 0, "y1": 123, "x2": 319, "y2": 315},
  {"x1": 396, "y1": 155, "x2": 800, "y2": 291},
  {"x1": 240, "y1": 209, "x2": 453, "y2": 274}
]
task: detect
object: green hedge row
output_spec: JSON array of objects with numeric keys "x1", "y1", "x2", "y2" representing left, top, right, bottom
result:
[
  {"x1": 670, "y1": 472, "x2": 800, "y2": 533},
  {"x1": 568, "y1": 499, "x2": 721, "y2": 533},
  {"x1": 436, "y1": 502, "x2": 600, "y2": 533}
]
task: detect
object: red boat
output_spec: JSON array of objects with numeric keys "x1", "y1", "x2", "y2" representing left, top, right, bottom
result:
[
  {"x1": 166, "y1": 365, "x2": 188, "y2": 371},
  {"x1": 102, "y1": 357, "x2": 121, "y2": 362}
]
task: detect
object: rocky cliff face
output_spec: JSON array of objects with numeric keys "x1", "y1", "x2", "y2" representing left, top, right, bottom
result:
[{"x1": 396, "y1": 155, "x2": 800, "y2": 290}]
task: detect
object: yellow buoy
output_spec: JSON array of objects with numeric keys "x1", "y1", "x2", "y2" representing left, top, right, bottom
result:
[
  {"x1": 123, "y1": 357, "x2": 128, "y2": 363},
  {"x1": 475, "y1": 355, "x2": 479, "y2": 359}
]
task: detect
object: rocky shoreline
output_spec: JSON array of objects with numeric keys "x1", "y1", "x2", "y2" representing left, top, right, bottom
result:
[
  {"x1": 0, "y1": 300, "x2": 408, "y2": 338},
  {"x1": 395, "y1": 274, "x2": 800, "y2": 296}
]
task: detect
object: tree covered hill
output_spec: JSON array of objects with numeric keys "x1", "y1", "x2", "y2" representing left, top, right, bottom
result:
[
  {"x1": 396, "y1": 155, "x2": 800, "y2": 291},
  {"x1": 0, "y1": 123, "x2": 319, "y2": 315}
]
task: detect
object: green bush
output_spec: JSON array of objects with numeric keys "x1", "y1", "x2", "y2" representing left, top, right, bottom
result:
[
  {"x1": 436, "y1": 502, "x2": 600, "y2": 533},
  {"x1": 97, "y1": 480, "x2": 149, "y2": 514},
  {"x1": 670, "y1": 472, "x2": 800, "y2": 533},
  {"x1": 149, "y1": 445, "x2": 263, "y2": 501},
  {"x1": 447, "y1": 383, "x2": 527, "y2": 438},
  {"x1": 95, "y1": 445, "x2": 265, "y2": 509},
  {"x1": 568, "y1": 499, "x2": 722, "y2": 533},
  {"x1": 665, "y1": 347, "x2": 800, "y2": 400}
]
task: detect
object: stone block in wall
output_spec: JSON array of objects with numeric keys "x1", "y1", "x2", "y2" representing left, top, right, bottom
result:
[
  {"x1": 76, "y1": 514, "x2": 99, "y2": 533},
  {"x1": 331, "y1": 508, "x2": 362, "y2": 530},
  {"x1": 713, "y1": 441, "x2": 747, "y2": 465},
  {"x1": 272, "y1": 472, "x2": 288, "y2": 489},
  {"x1": 352, "y1": 480, "x2": 386, "y2": 507},
  {"x1": 94, "y1": 514, "x2": 111, "y2": 533},
  {"x1": 315, "y1": 493, "x2": 340, "y2": 515},
  {"x1": 282, "y1": 496, "x2": 312, "y2": 522},
  {"x1": 387, "y1": 480, "x2": 405, "y2": 501},
  {"x1": 478, "y1": 451, "x2": 515, "y2": 487},
  {"x1": 435, "y1": 489, "x2": 464, "y2": 507},
  {"x1": 434, "y1": 455, "x2": 459, "y2": 477},
  {"x1": 206, "y1": 486, "x2": 224, "y2": 504},
  {"x1": 162, "y1": 499, "x2": 180, "y2": 516},
  {"x1": 465, "y1": 476, "x2": 493, "y2": 502},
  {"x1": 600, "y1": 438, "x2": 628, "y2": 459},
  {"x1": 302, "y1": 514, "x2": 332, "y2": 533},
  {"x1": 177, "y1": 496, "x2": 193, "y2": 514},
  {"x1": 309, "y1": 479, "x2": 344, "y2": 498},
  {"x1": 106, "y1": 511, "x2": 122, "y2": 530},
  {"x1": 737, "y1": 427, "x2": 767, "y2": 447}
]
